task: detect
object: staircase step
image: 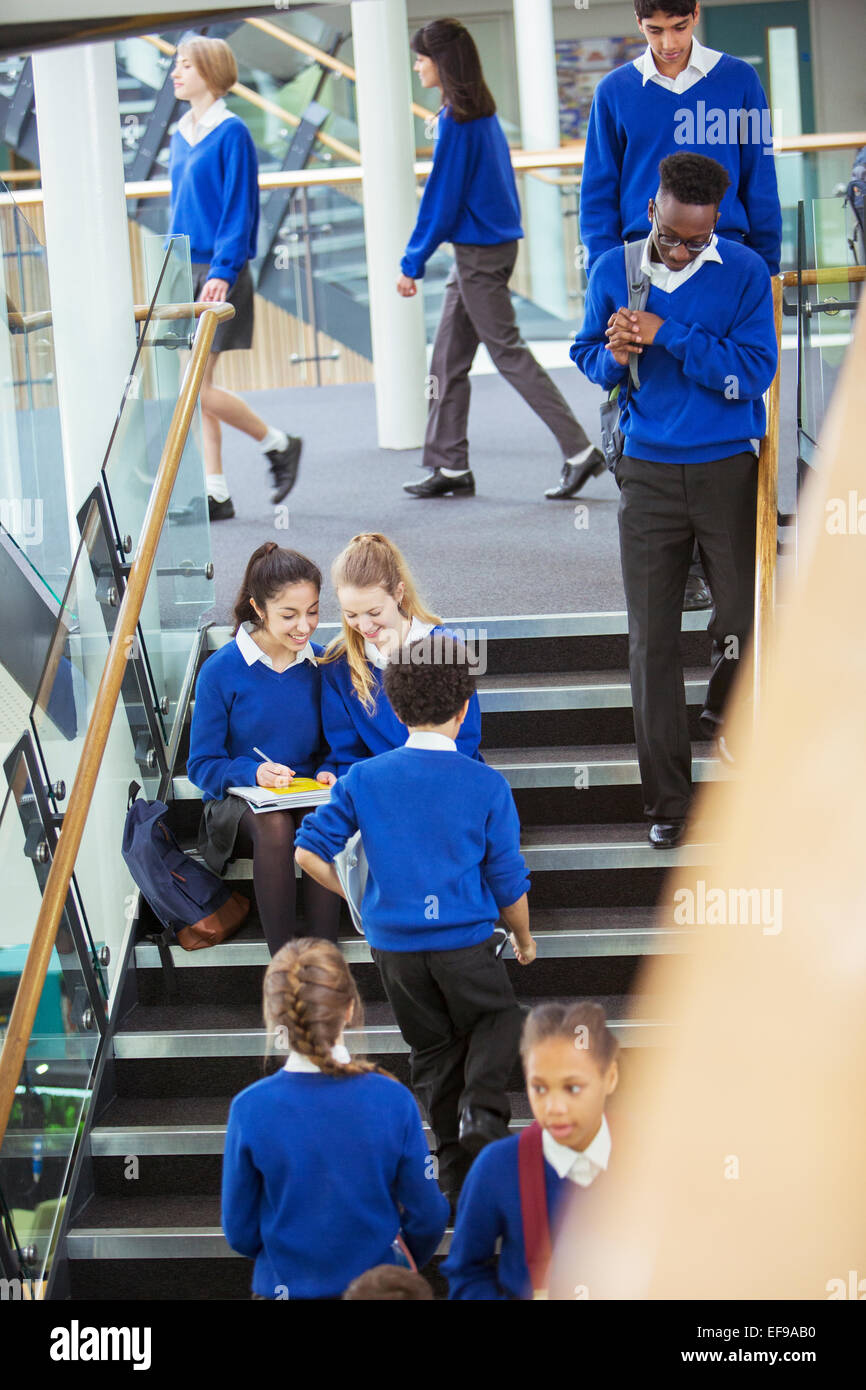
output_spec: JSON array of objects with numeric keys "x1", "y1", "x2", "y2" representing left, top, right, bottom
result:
[
  {"x1": 134, "y1": 905, "x2": 690, "y2": 971},
  {"x1": 89, "y1": 1115, "x2": 532, "y2": 1158},
  {"x1": 112, "y1": 1000, "x2": 668, "y2": 1061},
  {"x1": 205, "y1": 824, "x2": 714, "y2": 884},
  {"x1": 172, "y1": 743, "x2": 724, "y2": 803},
  {"x1": 67, "y1": 1196, "x2": 454, "y2": 1262}
]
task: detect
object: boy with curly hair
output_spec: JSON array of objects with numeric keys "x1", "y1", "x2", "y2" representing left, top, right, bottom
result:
[{"x1": 296, "y1": 633, "x2": 536, "y2": 1209}]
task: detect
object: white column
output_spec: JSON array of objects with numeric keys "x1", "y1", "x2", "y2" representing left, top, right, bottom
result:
[
  {"x1": 32, "y1": 43, "x2": 140, "y2": 993},
  {"x1": 32, "y1": 42, "x2": 137, "y2": 537},
  {"x1": 351, "y1": 0, "x2": 427, "y2": 448},
  {"x1": 513, "y1": 0, "x2": 570, "y2": 320}
]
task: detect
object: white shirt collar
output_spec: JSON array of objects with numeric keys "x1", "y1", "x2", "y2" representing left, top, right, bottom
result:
[
  {"x1": 639, "y1": 230, "x2": 723, "y2": 293},
  {"x1": 634, "y1": 36, "x2": 722, "y2": 91},
  {"x1": 542, "y1": 1114, "x2": 611, "y2": 1187},
  {"x1": 283, "y1": 1042, "x2": 351, "y2": 1073},
  {"x1": 178, "y1": 96, "x2": 235, "y2": 147},
  {"x1": 404, "y1": 731, "x2": 457, "y2": 752},
  {"x1": 364, "y1": 616, "x2": 435, "y2": 671},
  {"x1": 235, "y1": 622, "x2": 317, "y2": 671}
]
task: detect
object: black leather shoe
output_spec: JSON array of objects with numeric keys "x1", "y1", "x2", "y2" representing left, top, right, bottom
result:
[
  {"x1": 267, "y1": 435, "x2": 302, "y2": 503},
  {"x1": 207, "y1": 494, "x2": 235, "y2": 522},
  {"x1": 458, "y1": 1106, "x2": 509, "y2": 1156},
  {"x1": 683, "y1": 573, "x2": 713, "y2": 610},
  {"x1": 544, "y1": 447, "x2": 605, "y2": 500},
  {"x1": 403, "y1": 468, "x2": 475, "y2": 498},
  {"x1": 648, "y1": 821, "x2": 685, "y2": 849}
]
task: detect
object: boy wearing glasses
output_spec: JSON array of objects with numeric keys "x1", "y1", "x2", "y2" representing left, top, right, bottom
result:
[
  {"x1": 570, "y1": 153, "x2": 777, "y2": 849},
  {"x1": 574, "y1": 1, "x2": 782, "y2": 612}
]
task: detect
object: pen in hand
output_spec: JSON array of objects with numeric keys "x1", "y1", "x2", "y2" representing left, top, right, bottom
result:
[{"x1": 253, "y1": 746, "x2": 295, "y2": 789}]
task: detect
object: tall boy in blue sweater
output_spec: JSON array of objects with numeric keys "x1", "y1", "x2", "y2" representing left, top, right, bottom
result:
[
  {"x1": 296, "y1": 634, "x2": 536, "y2": 1206},
  {"x1": 580, "y1": 0, "x2": 782, "y2": 276},
  {"x1": 571, "y1": 153, "x2": 777, "y2": 848}
]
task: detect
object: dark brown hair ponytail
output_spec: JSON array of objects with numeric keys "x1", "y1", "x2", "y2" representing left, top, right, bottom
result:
[
  {"x1": 411, "y1": 19, "x2": 496, "y2": 122},
  {"x1": 232, "y1": 543, "x2": 322, "y2": 633}
]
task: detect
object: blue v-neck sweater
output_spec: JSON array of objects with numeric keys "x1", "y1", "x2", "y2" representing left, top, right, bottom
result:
[
  {"x1": 169, "y1": 117, "x2": 259, "y2": 288},
  {"x1": 580, "y1": 56, "x2": 782, "y2": 274},
  {"x1": 570, "y1": 240, "x2": 777, "y2": 464},
  {"x1": 319, "y1": 628, "x2": 482, "y2": 777},
  {"x1": 187, "y1": 640, "x2": 327, "y2": 800},
  {"x1": 222, "y1": 1070, "x2": 449, "y2": 1299},
  {"x1": 401, "y1": 107, "x2": 522, "y2": 279},
  {"x1": 443, "y1": 1134, "x2": 571, "y2": 1300}
]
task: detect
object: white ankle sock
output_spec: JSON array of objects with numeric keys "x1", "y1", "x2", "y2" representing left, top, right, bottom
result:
[
  {"x1": 440, "y1": 467, "x2": 470, "y2": 477},
  {"x1": 259, "y1": 426, "x2": 289, "y2": 454},
  {"x1": 566, "y1": 445, "x2": 595, "y2": 467},
  {"x1": 207, "y1": 474, "x2": 230, "y2": 502}
]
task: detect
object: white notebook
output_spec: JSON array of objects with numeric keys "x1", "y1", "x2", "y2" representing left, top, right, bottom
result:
[{"x1": 228, "y1": 778, "x2": 331, "y2": 812}]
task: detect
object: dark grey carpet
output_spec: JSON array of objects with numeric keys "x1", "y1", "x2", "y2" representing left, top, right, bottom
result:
[{"x1": 201, "y1": 359, "x2": 799, "y2": 625}]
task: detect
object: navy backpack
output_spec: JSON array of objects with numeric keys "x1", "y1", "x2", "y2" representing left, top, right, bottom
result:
[{"x1": 121, "y1": 783, "x2": 249, "y2": 953}]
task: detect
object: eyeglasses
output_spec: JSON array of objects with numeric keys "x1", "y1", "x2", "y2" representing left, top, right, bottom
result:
[{"x1": 652, "y1": 208, "x2": 715, "y2": 254}]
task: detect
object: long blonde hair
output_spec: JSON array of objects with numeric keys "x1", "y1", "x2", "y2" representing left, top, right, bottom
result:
[{"x1": 321, "y1": 533, "x2": 440, "y2": 713}]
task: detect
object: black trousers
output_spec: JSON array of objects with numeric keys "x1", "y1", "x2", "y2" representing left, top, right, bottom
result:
[
  {"x1": 371, "y1": 937, "x2": 522, "y2": 1194},
  {"x1": 616, "y1": 451, "x2": 758, "y2": 821}
]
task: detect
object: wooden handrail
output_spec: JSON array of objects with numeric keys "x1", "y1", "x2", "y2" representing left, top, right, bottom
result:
[
  {"x1": 0, "y1": 301, "x2": 235, "y2": 1156},
  {"x1": 141, "y1": 33, "x2": 361, "y2": 167},
  {"x1": 753, "y1": 277, "x2": 784, "y2": 718},
  {"x1": 782, "y1": 267, "x2": 866, "y2": 287},
  {"x1": 244, "y1": 15, "x2": 432, "y2": 122},
  {"x1": 7, "y1": 302, "x2": 234, "y2": 332}
]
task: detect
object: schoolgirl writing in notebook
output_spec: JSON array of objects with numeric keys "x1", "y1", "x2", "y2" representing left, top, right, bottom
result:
[
  {"x1": 187, "y1": 543, "x2": 340, "y2": 955},
  {"x1": 222, "y1": 938, "x2": 448, "y2": 1299},
  {"x1": 318, "y1": 532, "x2": 482, "y2": 777},
  {"x1": 443, "y1": 1001, "x2": 619, "y2": 1300}
]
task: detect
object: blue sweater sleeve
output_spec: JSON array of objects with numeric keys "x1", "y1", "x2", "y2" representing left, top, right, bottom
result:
[
  {"x1": 456, "y1": 692, "x2": 482, "y2": 760},
  {"x1": 570, "y1": 255, "x2": 630, "y2": 392},
  {"x1": 654, "y1": 257, "x2": 777, "y2": 399},
  {"x1": 392, "y1": 1089, "x2": 450, "y2": 1267},
  {"x1": 221, "y1": 1100, "x2": 264, "y2": 1260},
  {"x1": 736, "y1": 71, "x2": 782, "y2": 276},
  {"x1": 320, "y1": 664, "x2": 371, "y2": 778},
  {"x1": 295, "y1": 771, "x2": 360, "y2": 862},
  {"x1": 444, "y1": 1149, "x2": 509, "y2": 1300},
  {"x1": 401, "y1": 111, "x2": 472, "y2": 279},
  {"x1": 579, "y1": 82, "x2": 625, "y2": 273},
  {"x1": 209, "y1": 123, "x2": 259, "y2": 287},
  {"x1": 483, "y1": 779, "x2": 530, "y2": 909},
  {"x1": 187, "y1": 659, "x2": 260, "y2": 798}
]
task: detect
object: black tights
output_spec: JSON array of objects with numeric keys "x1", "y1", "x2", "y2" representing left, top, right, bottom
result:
[{"x1": 235, "y1": 808, "x2": 341, "y2": 957}]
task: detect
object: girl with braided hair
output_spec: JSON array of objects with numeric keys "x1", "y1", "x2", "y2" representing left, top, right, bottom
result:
[{"x1": 221, "y1": 938, "x2": 449, "y2": 1299}]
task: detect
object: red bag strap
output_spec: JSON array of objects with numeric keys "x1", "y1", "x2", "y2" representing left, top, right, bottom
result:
[{"x1": 518, "y1": 1121, "x2": 552, "y2": 1296}]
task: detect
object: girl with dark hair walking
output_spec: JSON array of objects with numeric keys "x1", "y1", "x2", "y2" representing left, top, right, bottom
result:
[
  {"x1": 398, "y1": 19, "x2": 603, "y2": 502},
  {"x1": 187, "y1": 543, "x2": 341, "y2": 955},
  {"x1": 222, "y1": 938, "x2": 449, "y2": 1299}
]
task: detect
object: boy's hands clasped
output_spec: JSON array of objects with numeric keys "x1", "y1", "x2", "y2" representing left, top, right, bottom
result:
[{"x1": 605, "y1": 307, "x2": 665, "y2": 365}]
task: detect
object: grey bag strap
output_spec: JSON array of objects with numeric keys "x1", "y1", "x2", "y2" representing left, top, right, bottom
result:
[{"x1": 624, "y1": 237, "x2": 651, "y2": 390}]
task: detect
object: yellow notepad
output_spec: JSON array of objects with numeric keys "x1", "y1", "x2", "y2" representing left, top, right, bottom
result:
[{"x1": 269, "y1": 778, "x2": 325, "y2": 795}]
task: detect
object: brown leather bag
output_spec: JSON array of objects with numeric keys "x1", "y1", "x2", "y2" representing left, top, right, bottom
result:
[{"x1": 175, "y1": 890, "x2": 250, "y2": 951}]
